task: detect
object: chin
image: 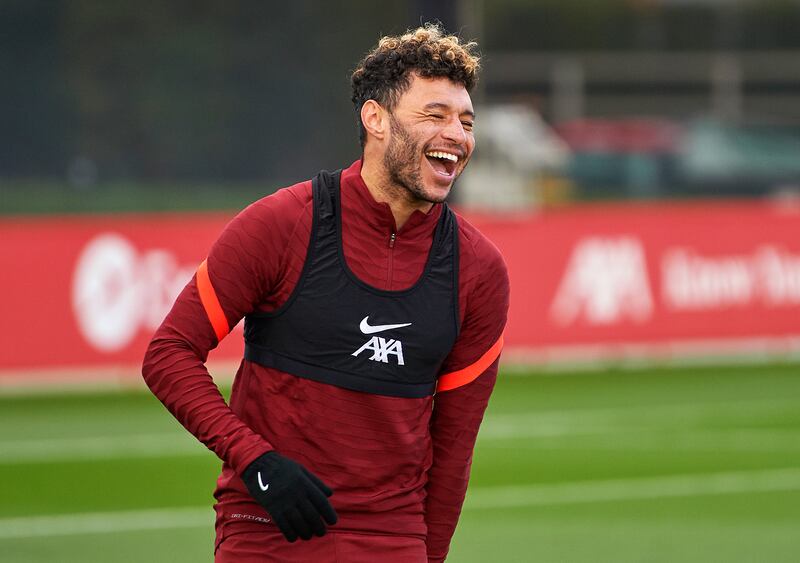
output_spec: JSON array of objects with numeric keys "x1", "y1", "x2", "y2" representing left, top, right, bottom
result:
[
  {"x1": 418, "y1": 183, "x2": 452, "y2": 204},
  {"x1": 417, "y1": 174, "x2": 456, "y2": 203}
]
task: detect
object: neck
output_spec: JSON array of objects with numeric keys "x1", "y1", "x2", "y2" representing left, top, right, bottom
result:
[{"x1": 360, "y1": 156, "x2": 433, "y2": 230}]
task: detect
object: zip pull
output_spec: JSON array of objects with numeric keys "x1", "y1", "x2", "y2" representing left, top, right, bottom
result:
[{"x1": 389, "y1": 232, "x2": 396, "y2": 248}]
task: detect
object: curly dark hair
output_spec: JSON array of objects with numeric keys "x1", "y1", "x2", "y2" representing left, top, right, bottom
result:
[{"x1": 351, "y1": 23, "x2": 481, "y2": 148}]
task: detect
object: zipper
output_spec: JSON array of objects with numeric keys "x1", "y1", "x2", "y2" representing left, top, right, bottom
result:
[{"x1": 388, "y1": 232, "x2": 396, "y2": 289}]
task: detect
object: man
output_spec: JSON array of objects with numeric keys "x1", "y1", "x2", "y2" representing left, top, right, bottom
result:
[{"x1": 142, "y1": 23, "x2": 509, "y2": 562}]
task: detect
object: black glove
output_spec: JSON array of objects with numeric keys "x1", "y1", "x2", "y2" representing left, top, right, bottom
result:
[{"x1": 241, "y1": 451, "x2": 338, "y2": 542}]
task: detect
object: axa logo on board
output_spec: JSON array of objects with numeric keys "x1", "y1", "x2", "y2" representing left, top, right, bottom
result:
[
  {"x1": 551, "y1": 236, "x2": 653, "y2": 326},
  {"x1": 551, "y1": 236, "x2": 800, "y2": 327},
  {"x1": 71, "y1": 233, "x2": 196, "y2": 352}
]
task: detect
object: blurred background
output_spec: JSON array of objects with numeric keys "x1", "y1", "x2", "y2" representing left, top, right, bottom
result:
[
  {"x1": 2, "y1": 1, "x2": 800, "y2": 562},
  {"x1": 4, "y1": 0, "x2": 800, "y2": 209}
]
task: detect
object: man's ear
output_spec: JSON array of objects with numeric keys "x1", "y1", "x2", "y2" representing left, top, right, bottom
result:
[{"x1": 361, "y1": 100, "x2": 387, "y2": 142}]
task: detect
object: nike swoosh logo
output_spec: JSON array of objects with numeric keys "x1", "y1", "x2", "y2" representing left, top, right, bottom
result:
[
  {"x1": 359, "y1": 316, "x2": 412, "y2": 335},
  {"x1": 257, "y1": 472, "x2": 269, "y2": 492}
]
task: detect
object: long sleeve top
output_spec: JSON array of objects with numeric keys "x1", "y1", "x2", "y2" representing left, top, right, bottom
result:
[{"x1": 142, "y1": 159, "x2": 509, "y2": 561}]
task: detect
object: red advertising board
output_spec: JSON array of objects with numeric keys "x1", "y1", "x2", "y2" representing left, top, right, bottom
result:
[
  {"x1": 0, "y1": 212, "x2": 243, "y2": 381},
  {"x1": 2, "y1": 200, "x2": 800, "y2": 384},
  {"x1": 468, "y1": 199, "x2": 800, "y2": 361}
]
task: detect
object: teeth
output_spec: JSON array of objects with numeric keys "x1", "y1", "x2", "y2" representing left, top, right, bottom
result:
[{"x1": 425, "y1": 151, "x2": 458, "y2": 163}]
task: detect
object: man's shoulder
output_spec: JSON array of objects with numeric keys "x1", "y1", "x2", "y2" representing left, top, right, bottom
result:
[
  {"x1": 228, "y1": 179, "x2": 313, "y2": 233},
  {"x1": 248, "y1": 179, "x2": 313, "y2": 215},
  {"x1": 453, "y1": 210, "x2": 508, "y2": 280}
]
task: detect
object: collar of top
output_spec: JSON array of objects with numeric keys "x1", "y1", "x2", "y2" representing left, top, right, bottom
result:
[{"x1": 340, "y1": 159, "x2": 444, "y2": 236}]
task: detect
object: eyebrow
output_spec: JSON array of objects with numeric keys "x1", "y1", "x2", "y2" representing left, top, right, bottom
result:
[{"x1": 424, "y1": 102, "x2": 476, "y2": 119}]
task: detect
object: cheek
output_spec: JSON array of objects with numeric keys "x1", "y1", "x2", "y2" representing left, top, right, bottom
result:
[
  {"x1": 417, "y1": 123, "x2": 442, "y2": 142},
  {"x1": 464, "y1": 136, "x2": 476, "y2": 158}
]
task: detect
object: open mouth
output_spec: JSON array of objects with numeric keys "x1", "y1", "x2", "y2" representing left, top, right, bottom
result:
[{"x1": 424, "y1": 150, "x2": 459, "y2": 177}]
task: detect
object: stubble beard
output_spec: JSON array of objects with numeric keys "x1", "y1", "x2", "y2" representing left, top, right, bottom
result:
[{"x1": 383, "y1": 114, "x2": 449, "y2": 205}]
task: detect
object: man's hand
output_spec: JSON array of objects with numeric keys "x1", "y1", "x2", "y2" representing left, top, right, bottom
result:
[{"x1": 241, "y1": 451, "x2": 338, "y2": 542}]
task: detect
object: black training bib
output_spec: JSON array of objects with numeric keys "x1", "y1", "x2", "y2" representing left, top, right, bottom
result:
[{"x1": 243, "y1": 169, "x2": 460, "y2": 398}]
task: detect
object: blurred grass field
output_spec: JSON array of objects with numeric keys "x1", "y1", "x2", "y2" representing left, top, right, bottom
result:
[{"x1": 2, "y1": 362, "x2": 800, "y2": 562}]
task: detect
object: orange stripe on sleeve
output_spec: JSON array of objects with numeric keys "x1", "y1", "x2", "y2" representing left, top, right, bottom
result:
[
  {"x1": 196, "y1": 259, "x2": 230, "y2": 342},
  {"x1": 436, "y1": 333, "x2": 504, "y2": 393}
]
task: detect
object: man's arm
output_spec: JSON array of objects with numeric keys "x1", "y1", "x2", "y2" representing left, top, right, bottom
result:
[
  {"x1": 424, "y1": 230, "x2": 510, "y2": 562},
  {"x1": 425, "y1": 360, "x2": 500, "y2": 563},
  {"x1": 142, "y1": 187, "x2": 309, "y2": 471},
  {"x1": 142, "y1": 183, "x2": 336, "y2": 541},
  {"x1": 142, "y1": 269, "x2": 273, "y2": 474}
]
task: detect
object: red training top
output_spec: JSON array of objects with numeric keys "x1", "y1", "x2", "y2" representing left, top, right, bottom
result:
[{"x1": 142, "y1": 159, "x2": 510, "y2": 562}]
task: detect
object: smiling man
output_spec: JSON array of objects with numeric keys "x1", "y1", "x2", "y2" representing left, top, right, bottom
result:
[{"x1": 142, "y1": 24, "x2": 509, "y2": 562}]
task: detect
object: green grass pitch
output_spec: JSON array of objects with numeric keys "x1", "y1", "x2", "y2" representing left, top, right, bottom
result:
[{"x1": 1, "y1": 362, "x2": 799, "y2": 562}]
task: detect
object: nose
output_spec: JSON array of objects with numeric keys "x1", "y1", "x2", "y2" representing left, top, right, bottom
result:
[{"x1": 441, "y1": 115, "x2": 468, "y2": 145}]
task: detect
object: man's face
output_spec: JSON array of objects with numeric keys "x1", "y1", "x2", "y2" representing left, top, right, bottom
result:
[{"x1": 382, "y1": 74, "x2": 475, "y2": 204}]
